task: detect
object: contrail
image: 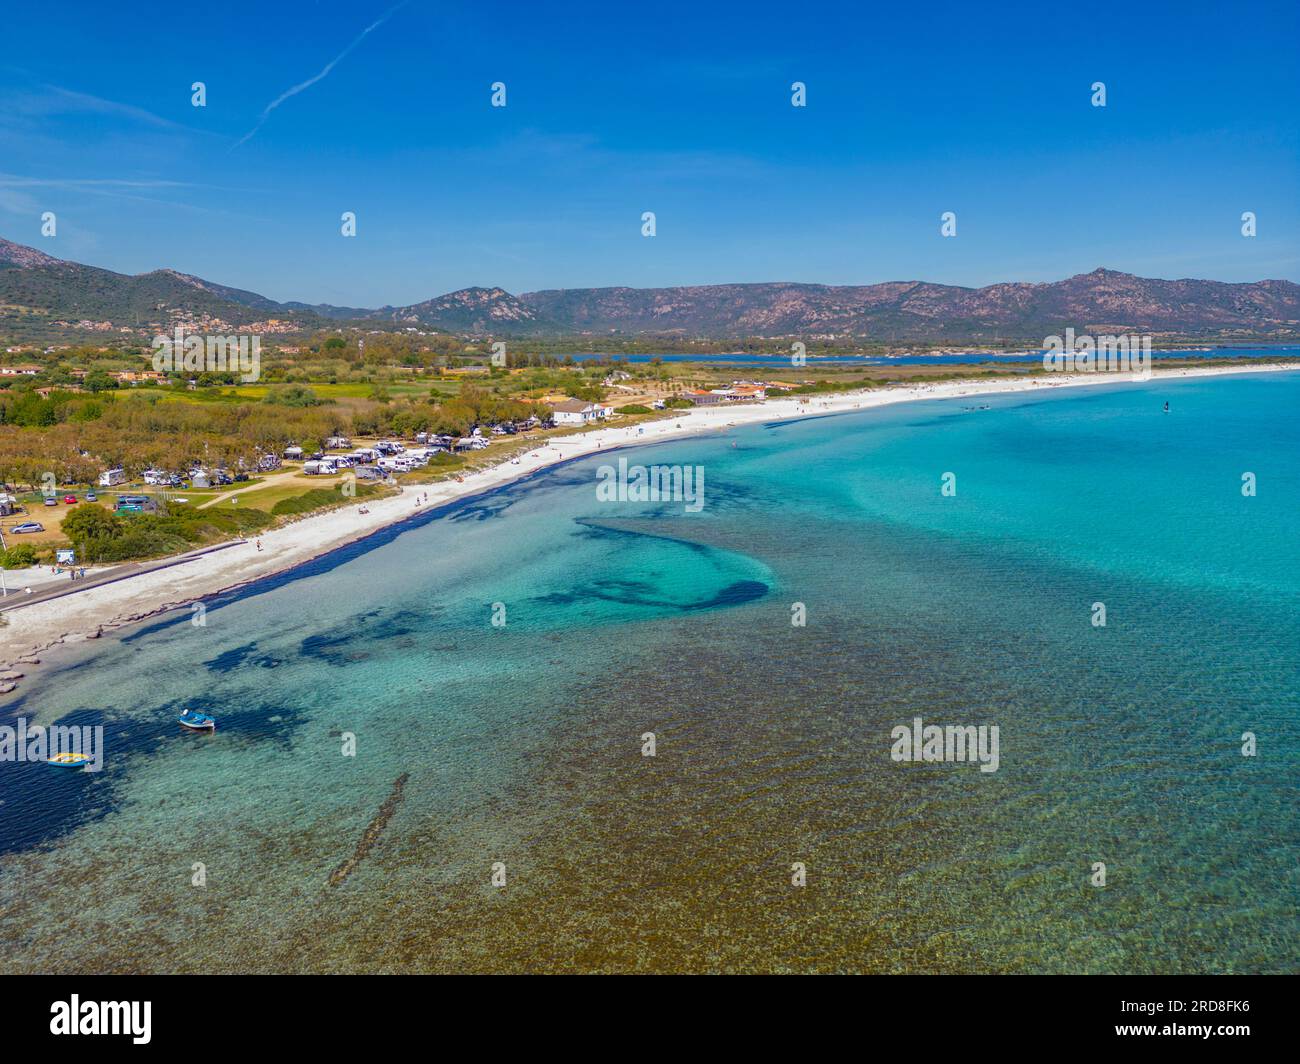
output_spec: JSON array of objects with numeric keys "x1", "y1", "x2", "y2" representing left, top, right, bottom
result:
[{"x1": 231, "y1": 2, "x2": 407, "y2": 150}]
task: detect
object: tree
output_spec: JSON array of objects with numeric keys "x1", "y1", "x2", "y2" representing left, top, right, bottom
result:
[
  {"x1": 262, "y1": 384, "x2": 321, "y2": 407},
  {"x1": 61, "y1": 503, "x2": 123, "y2": 545},
  {"x1": 84, "y1": 369, "x2": 116, "y2": 393},
  {"x1": 1, "y1": 543, "x2": 39, "y2": 569}
]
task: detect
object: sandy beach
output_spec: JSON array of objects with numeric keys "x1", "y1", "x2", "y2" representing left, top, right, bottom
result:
[{"x1": 0, "y1": 363, "x2": 1292, "y2": 680}]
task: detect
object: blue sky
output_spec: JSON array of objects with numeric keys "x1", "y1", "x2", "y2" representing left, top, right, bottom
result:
[{"x1": 1, "y1": 0, "x2": 1296, "y2": 306}]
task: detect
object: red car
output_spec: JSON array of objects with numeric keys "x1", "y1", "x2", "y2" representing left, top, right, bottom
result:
[{"x1": 63, "y1": 494, "x2": 77, "y2": 504}]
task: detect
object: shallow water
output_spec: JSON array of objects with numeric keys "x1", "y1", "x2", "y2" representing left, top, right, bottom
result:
[{"x1": 1, "y1": 372, "x2": 1297, "y2": 972}]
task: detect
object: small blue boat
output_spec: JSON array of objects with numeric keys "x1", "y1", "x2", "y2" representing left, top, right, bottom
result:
[{"x1": 178, "y1": 710, "x2": 216, "y2": 731}]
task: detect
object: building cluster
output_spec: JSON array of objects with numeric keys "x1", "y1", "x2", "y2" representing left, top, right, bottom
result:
[{"x1": 682, "y1": 381, "x2": 769, "y2": 406}]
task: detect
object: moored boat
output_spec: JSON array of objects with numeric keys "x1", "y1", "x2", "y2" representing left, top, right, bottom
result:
[
  {"x1": 178, "y1": 710, "x2": 216, "y2": 731},
  {"x1": 47, "y1": 752, "x2": 92, "y2": 768}
]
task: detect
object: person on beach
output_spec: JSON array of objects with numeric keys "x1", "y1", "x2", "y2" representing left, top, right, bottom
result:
[{"x1": 256, "y1": 539, "x2": 263, "y2": 552}]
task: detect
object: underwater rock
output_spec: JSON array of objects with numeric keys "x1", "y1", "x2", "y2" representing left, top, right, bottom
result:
[{"x1": 327, "y1": 772, "x2": 410, "y2": 887}]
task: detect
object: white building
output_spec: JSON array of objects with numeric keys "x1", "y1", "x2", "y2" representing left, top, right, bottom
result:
[{"x1": 550, "y1": 399, "x2": 608, "y2": 426}]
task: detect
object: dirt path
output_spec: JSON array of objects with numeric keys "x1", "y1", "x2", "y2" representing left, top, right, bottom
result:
[{"x1": 195, "y1": 469, "x2": 304, "y2": 509}]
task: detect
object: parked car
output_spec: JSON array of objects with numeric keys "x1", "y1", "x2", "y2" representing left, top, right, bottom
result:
[
  {"x1": 11, "y1": 522, "x2": 43, "y2": 533},
  {"x1": 63, "y1": 494, "x2": 77, "y2": 504},
  {"x1": 85, "y1": 491, "x2": 98, "y2": 502},
  {"x1": 43, "y1": 496, "x2": 57, "y2": 506}
]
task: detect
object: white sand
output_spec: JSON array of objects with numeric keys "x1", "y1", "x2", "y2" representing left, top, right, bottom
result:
[{"x1": 1, "y1": 363, "x2": 1292, "y2": 673}]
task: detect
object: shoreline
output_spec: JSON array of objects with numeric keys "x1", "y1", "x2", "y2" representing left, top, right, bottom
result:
[{"x1": 2, "y1": 362, "x2": 1294, "y2": 685}]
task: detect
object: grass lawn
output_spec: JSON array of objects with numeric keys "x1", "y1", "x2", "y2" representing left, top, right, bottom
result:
[{"x1": 204, "y1": 473, "x2": 351, "y2": 512}]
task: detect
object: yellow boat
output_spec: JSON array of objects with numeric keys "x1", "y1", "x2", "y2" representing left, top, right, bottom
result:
[{"x1": 48, "y1": 752, "x2": 92, "y2": 768}]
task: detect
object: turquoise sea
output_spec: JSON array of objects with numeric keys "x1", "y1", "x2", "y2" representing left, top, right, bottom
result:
[{"x1": 1, "y1": 372, "x2": 1297, "y2": 973}]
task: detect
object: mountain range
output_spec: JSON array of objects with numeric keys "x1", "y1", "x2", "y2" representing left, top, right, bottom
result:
[{"x1": 3, "y1": 235, "x2": 1297, "y2": 345}]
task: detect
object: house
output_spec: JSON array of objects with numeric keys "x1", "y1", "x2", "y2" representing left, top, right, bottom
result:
[
  {"x1": 683, "y1": 390, "x2": 724, "y2": 406},
  {"x1": 190, "y1": 470, "x2": 211, "y2": 488},
  {"x1": 98, "y1": 468, "x2": 127, "y2": 487},
  {"x1": 0, "y1": 365, "x2": 41, "y2": 376},
  {"x1": 728, "y1": 384, "x2": 767, "y2": 401},
  {"x1": 550, "y1": 399, "x2": 608, "y2": 425}
]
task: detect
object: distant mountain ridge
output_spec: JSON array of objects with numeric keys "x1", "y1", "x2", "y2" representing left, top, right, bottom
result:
[
  {"x1": 518, "y1": 271, "x2": 1300, "y2": 340},
  {"x1": 2, "y1": 235, "x2": 1297, "y2": 343},
  {"x1": 0, "y1": 236, "x2": 319, "y2": 335},
  {"x1": 314, "y1": 287, "x2": 546, "y2": 332}
]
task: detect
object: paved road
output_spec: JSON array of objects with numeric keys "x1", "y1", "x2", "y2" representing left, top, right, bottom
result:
[{"x1": 0, "y1": 539, "x2": 246, "y2": 614}]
